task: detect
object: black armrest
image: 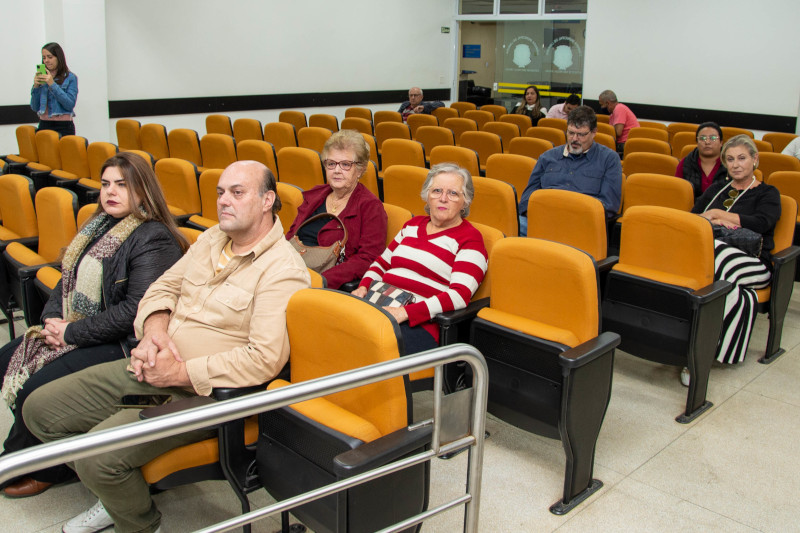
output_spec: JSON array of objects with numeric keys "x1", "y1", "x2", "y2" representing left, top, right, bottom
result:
[
  {"x1": 339, "y1": 280, "x2": 358, "y2": 293},
  {"x1": 435, "y1": 298, "x2": 490, "y2": 327},
  {"x1": 333, "y1": 425, "x2": 433, "y2": 477},
  {"x1": 0, "y1": 237, "x2": 39, "y2": 253},
  {"x1": 19, "y1": 261, "x2": 60, "y2": 281},
  {"x1": 771, "y1": 245, "x2": 800, "y2": 266},
  {"x1": 597, "y1": 256, "x2": 619, "y2": 273},
  {"x1": 213, "y1": 383, "x2": 268, "y2": 401},
  {"x1": 558, "y1": 331, "x2": 621, "y2": 369},
  {"x1": 689, "y1": 280, "x2": 733, "y2": 306}
]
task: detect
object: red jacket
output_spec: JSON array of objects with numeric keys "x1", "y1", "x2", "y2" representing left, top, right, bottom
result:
[{"x1": 286, "y1": 183, "x2": 387, "y2": 289}]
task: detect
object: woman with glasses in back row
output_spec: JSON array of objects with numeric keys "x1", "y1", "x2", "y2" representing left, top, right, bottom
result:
[
  {"x1": 676, "y1": 121, "x2": 728, "y2": 198},
  {"x1": 285, "y1": 129, "x2": 387, "y2": 289},
  {"x1": 685, "y1": 135, "x2": 781, "y2": 384}
]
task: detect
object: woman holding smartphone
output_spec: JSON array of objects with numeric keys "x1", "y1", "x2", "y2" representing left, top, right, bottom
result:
[{"x1": 30, "y1": 42, "x2": 78, "y2": 136}]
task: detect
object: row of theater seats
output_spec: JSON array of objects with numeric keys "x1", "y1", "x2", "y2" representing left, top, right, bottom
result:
[{"x1": 2, "y1": 156, "x2": 799, "y2": 523}]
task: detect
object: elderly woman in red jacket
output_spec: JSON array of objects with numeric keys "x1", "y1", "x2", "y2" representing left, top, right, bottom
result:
[{"x1": 285, "y1": 130, "x2": 387, "y2": 288}]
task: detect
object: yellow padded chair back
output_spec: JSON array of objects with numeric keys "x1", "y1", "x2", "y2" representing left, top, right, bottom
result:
[
  {"x1": 340, "y1": 117, "x2": 373, "y2": 136},
  {"x1": 344, "y1": 107, "x2": 372, "y2": 121},
  {"x1": 0, "y1": 175, "x2": 38, "y2": 240},
  {"x1": 469, "y1": 221, "x2": 504, "y2": 301},
  {"x1": 308, "y1": 114, "x2": 339, "y2": 132},
  {"x1": 381, "y1": 139, "x2": 426, "y2": 171},
  {"x1": 263, "y1": 122, "x2": 297, "y2": 153},
  {"x1": 772, "y1": 195, "x2": 797, "y2": 253},
  {"x1": 499, "y1": 113, "x2": 532, "y2": 131},
  {"x1": 483, "y1": 121, "x2": 520, "y2": 150},
  {"x1": 481, "y1": 237, "x2": 598, "y2": 347},
  {"x1": 525, "y1": 126, "x2": 565, "y2": 147},
  {"x1": 276, "y1": 147, "x2": 324, "y2": 191},
  {"x1": 200, "y1": 133, "x2": 237, "y2": 170},
  {"x1": 767, "y1": 171, "x2": 800, "y2": 222},
  {"x1": 470, "y1": 177, "x2": 518, "y2": 237},
  {"x1": 55, "y1": 135, "x2": 90, "y2": 178},
  {"x1": 406, "y1": 114, "x2": 438, "y2": 138},
  {"x1": 178, "y1": 227, "x2": 203, "y2": 245},
  {"x1": 236, "y1": 140, "x2": 278, "y2": 178},
  {"x1": 594, "y1": 132, "x2": 617, "y2": 152},
  {"x1": 622, "y1": 138, "x2": 672, "y2": 159},
  {"x1": 297, "y1": 126, "x2": 332, "y2": 153},
  {"x1": 460, "y1": 131, "x2": 503, "y2": 169},
  {"x1": 358, "y1": 161, "x2": 380, "y2": 199},
  {"x1": 198, "y1": 168, "x2": 223, "y2": 220},
  {"x1": 87, "y1": 142, "x2": 118, "y2": 181},
  {"x1": 763, "y1": 133, "x2": 798, "y2": 154},
  {"x1": 35, "y1": 187, "x2": 78, "y2": 262},
  {"x1": 538, "y1": 118, "x2": 568, "y2": 132},
  {"x1": 442, "y1": 117, "x2": 477, "y2": 145},
  {"x1": 756, "y1": 152, "x2": 800, "y2": 182},
  {"x1": 32, "y1": 130, "x2": 61, "y2": 170},
  {"x1": 670, "y1": 131, "x2": 697, "y2": 158},
  {"x1": 485, "y1": 153, "x2": 536, "y2": 199},
  {"x1": 414, "y1": 126, "x2": 455, "y2": 157},
  {"x1": 375, "y1": 122, "x2": 411, "y2": 151},
  {"x1": 383, "y1": 165, "x2": 429, "y2": 216},
  {"x1": 622, "y1": 173, "x2": 694, "y2": 214},
  {"x1": 527, "y1": 189, "x2": 607, "y2": 261},
  {"x1": 373, "y1": 110, "x2": 402, "y2": 125},
  {"x1": 115, "y1": 119, "x2": 141, "y2": 151},
  {"x1": 279, "y1": 111, "x2": 307, "y2": 132},
  {"x1": 307, "y1": 268, "x2": 326, "y2": 288},
  {"x1": 596, "y1": 122, "x2": 617, "y2": 139},
  {"x1": 167, "y1": 129, "x2": 203, "y2": 167},
  {"x1": 428, "y1": 145, "x2": 480, "y2": 178},
  {"x1": 616, "y1": 206, "x2": 714, "y2": 290},
  {"x1": 462, "y1": 110, "x2": 494, "y2": 131},
  {"x1": 720, "y1": 126, "x2": 754, "y2": 140},
  {"x1": 282, "y1": 289, "x2": 408, "y2": 439},
  {"x1": 450, "y1": 101, "x2": 477, "y2": 116},
  {"x1": 139, "y1": 124, "x2": 170, "y2": 161},
  {"x1": 359, "y1": 133, "x2": 380, "y2": 168},
  {"x1": 667, "y1": 122, "x2": 698, "y2": 143},
  {"x1": 77, "y1": 204, "x2": 98, "y2": 228},
  {"x1": 232, "y1": 118, "x2": 264, "y2": 143},
  {"x1": 627, "y1": 127, "x2": 669, "y2": 142},
  {"x1": 383, "y1": 203, "x2": 414, "y2": 247},
  {"x1": 622, "y1": 152, "x2": 679, "y2": 177},
  {"x1": 205, "y1": 114, "x2": 233, "y2": 136},
  {"x1": 15, "y1": 125, "x2": 39, "y2": 163},
  {"x1": 480, "y1": 104, "x2": 507, "y2": 121},
  {"x1": 276, "y1": 182, "x2": 304, "y2": 235},
  {"x1": 432, "y1": 106, "x2": 459, "y2": 123},
  {"x1": 123, "y1": 150, "x2": 155, "y2": 169},
  {"x1": 508, "y1": 136, "x2": 551, "y2": 159},
  {"x1": 154, "y1": 158, "x2": 201, "y2": 216}
]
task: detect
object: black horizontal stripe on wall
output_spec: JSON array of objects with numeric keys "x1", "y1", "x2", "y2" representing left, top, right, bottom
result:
[
  {"x1": 584, "y1": 99, "x2": 796, "y2": 134},
  {"x1": 108, "y1": 89, "x2": 452, "y2": 119},
  {"x1": 0, "y1": 105, "x2": 39, "y2": 126}
]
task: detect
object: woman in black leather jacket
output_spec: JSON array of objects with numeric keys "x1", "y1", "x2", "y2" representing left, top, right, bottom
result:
[{"x1": 0, "y1": 152, "x2": 188, "y2": 497}]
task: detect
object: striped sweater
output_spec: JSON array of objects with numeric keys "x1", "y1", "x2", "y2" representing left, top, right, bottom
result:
[{"x1": 359, "y1": 216, "x2": 488, "y2": 342}]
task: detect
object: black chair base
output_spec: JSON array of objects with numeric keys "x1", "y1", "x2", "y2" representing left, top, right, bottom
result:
[
  {"x1": 675, "y1": 400, "x2": 713, "y2": 424},
  {"x1": 549, "y1": 478, "x2": 603, "y2": 515},
  {"x1": 759, "y1": 348, "x2": 785, "y2": 365}
]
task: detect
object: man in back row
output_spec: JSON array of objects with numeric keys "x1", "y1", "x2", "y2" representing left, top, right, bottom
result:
[
  {"x1": 598, "y1": 89, "x2": 640, "y2": 151},
  {"x1": 398, "y1": 87, "x2": 444, "y2": 122},
  {"x1": 545, "y1": 93, "x2": 581, "y2": 120},
  {"x1": 25, "y1": 161, "x2": 310, "y2": 533},
  {"x1": 518, "y1": 106, "x2": 622, "y2": 236}
]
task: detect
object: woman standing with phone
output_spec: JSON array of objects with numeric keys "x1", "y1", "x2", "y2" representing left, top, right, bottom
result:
[{"x1": 30, "y1": 42, "x2": 78, "y2": 136}]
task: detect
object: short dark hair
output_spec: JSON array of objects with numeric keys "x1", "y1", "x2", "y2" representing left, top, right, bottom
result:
[
  {"x1": 565, "y1": 94, "x2": 581, "y2": 106},
  {"x1": 696, "y1": 121, "x2": 723, "y2": 141},
  {"x1": 260, "y1": 166, "x2": 282, "y2": 214},
  {"x1": 567, "y1": 105, "x2": 597, "y2": 131}
]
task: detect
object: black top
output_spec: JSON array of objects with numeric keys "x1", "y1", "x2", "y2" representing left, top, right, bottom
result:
[
  {"x1": 692, "y1": 179, "x2": 781, "y2": 254},
  {"x1": 295, "y1": 203, "x2": 328, "y2": 246}
]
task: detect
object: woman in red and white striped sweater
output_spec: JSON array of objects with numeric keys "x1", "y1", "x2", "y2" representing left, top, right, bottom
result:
[{"x1": 353, "y1": 163, "x2": 488, "y2": 353}]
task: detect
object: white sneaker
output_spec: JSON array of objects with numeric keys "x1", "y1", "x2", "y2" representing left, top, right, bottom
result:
[
  {"x1": 680, "y1": 367, "x2": 691, "y2": 387},
  {"x1": 63, "y1": 500, "x2": 114, "y2": 533}
]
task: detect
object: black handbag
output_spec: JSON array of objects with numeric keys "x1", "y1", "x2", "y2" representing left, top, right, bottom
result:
[{"x1": 712, "y1": 225, "x2": 763, "y2": 257}]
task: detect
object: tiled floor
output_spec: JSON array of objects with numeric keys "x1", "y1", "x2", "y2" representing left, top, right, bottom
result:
[{"x1": 1, "y1": 285, "x2": 799, "y2": 532}]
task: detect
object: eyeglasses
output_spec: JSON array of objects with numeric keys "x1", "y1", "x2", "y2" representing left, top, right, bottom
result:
[
  {"x1": 566, "y1": 129, "x2": 592, "y2": 139},
  {"x1": 429, "y1": 188, "x2": 462, "y2": 200},
  {"x1": 698, "y1": 135, "x2": 720, "y2": 142},
  {"x1": 323, "y1": 159, "x2": 358, "y2": 171},
  {"x1": 723, "y1": 188, "x2": 740, "y2": 208}
]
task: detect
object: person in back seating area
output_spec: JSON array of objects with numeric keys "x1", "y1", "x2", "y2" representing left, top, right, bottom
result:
[
  {"x1": 285, "y1": 130, "x2": 387, "y2": 289},
  {"x1": 598, "y1": 89, "x2": 640, "y2": 152},
  {"x1": 517, "y1": 105, "x2": 622, "y2": 236},
  {"x1": 781, "y1": 136, "x2": 800, "y2": 160},
  {"x1": 685, "y1": 134, "x2": 781, "y2": 385},
  {"x1": 0, "y1": 152, "x2": 188, "y2": 499},
  {"x1": 545, "y1": 93, "x2": 580, "y2": 120},
  {"x1": 23, "y1": 160, "x2": 310, "y2": 533},
  {"x1": 676, "y1": 122, "x2": 727, "y2": 198},
  {"x1": 352, "y1": 163, "x2": 488, "y2": 354},
  {"x1": 398, "y1": 87, "x2": 444, "y2": 122},
  {"x1": 512, "y1": 85, "x2": 547, "y2": 126}
]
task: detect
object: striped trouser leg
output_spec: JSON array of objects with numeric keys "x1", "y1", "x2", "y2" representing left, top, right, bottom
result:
[{"x1": 714, "y1": 240, "x2": 771, "y2": 364}]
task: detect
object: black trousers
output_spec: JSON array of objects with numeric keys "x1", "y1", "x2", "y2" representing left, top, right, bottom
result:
[
  {"x1": 36, "y1": 120, "x2": 75, "y2": 137},
  {"x1": 0, "y1": 336, "x2": 125, "y2": 484}
]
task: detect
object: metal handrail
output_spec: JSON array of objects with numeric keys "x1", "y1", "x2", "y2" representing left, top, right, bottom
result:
[{"x1": 0, "y1": 343, "x2": 488, "y2": 533}]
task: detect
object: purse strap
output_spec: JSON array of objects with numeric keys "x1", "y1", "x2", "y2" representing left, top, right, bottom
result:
[{"x1": 293, "y1": 212, "x2": 348, "y2": 247}]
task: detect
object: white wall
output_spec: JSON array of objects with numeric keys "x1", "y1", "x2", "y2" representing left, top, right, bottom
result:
[{"x1": 583, "y1": 0, "x2": 800, "y2": 120}]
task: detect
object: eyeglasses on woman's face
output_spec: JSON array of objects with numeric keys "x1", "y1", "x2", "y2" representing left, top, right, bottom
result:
[
  {"x1": 323, "y1": 159, "x2": 357, "y2": 171},
  {"x1": 429, "y1": 187, "x2": 462, "y2": 201}
]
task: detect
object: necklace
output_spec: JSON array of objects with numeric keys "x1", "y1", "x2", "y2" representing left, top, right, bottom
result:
[
  {"x1": 327, "y1": 195, "x2": 348, "y2": 214},
  {"x1": 704, "y1": 176, "x2": 756, "y2": 212}
]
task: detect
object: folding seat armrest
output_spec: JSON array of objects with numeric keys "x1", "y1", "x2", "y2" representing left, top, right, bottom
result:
[
  {"x1": 0, "y1": 237, "x2": 39, "y2": 252},
  {"x1": 771, "y1": 245, "x2": 800, "y2": 266},
  {"x1": 139, "y1": 395, "x2": 217, "y2": 420},
  {"x1": 333, "y1": 425, "x2": 433, "y2": 477},
  {"x1": 213, "y1": 383, "x2": 269, "y2": 400},
  {"x1": 596, "y1": 256, "x2": 619, "y2": 273},
  {"x1": 19, "y1": 261, "x2": 60, "y2": 277},
  {"x1": 558, "y1": 331, "x2": 620, "y2": 369},
  {"x1": 435, "y1": 297, "x2": 490, "y2": 327},
  {"x1": 690, "y1": 280, "x2": 733, "y2": 306}
]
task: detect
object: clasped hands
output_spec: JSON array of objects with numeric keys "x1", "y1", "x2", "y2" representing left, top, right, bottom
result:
[
  {"x1": 130, "y1": 326, "x2": 190, "y2": 388},
  {"x1": 700, "y1": 209, "x2": 740, "y2": 229},
  {"x1": 41, "y1": 318, "x2": 69, "y2": 348}
]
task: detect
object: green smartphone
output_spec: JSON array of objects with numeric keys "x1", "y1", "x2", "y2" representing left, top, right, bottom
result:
[{"x1": 36, "y1": 64, "x2": 47, "y2": 75}]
